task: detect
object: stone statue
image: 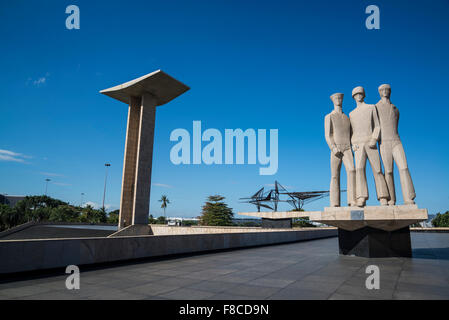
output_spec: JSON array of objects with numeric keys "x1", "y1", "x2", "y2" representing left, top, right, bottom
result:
[
  {"x1": 324, "y1": 93, "x2": 356, "y2": 207},
  {"x1": 375, "y1": 84, "x2": 416, "y2": 205},
  {"x1": 349, "y1": 86, "x2": 389, "y2": 207}
]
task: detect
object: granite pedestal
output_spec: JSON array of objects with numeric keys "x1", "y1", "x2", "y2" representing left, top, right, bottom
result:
[
  {"x1": 240, "y1": 204, "x2": 427, "y2": 257},
  {"x1": 338, "y1": 226, "x2": 412, "y2": 257}
]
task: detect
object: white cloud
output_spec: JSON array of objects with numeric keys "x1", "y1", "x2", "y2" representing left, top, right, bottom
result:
[
  {"x1": 83, "y1": 201, "x2": 116, "y2": 211},
  {"x1": 83, "y1": 201, "x2": 99, "y2": 208},
  {"x1": 39, "y1": 172, "x2": 65, "y2": 177},
  {"x1": 33, "y1": 77, "x2": 46, "y2": 86},
  {"x1": 152, "y1": 183, "x2": 173, "y2": 188},
  {"x1": 0, "y1": 149, "x2": 31, "y2": 163},
  {"x1": 0, "y1": 154, "x2": 24, "y2": 162},
  {"x1": 27, "y1": 72, "x2": 50, "y2": 87},
  {"x1": 0, "y1": 149, "x2": 22, "y2": 157},
  {"x1": 52, "y1": 182, "x2": 71, "y2": 186}
]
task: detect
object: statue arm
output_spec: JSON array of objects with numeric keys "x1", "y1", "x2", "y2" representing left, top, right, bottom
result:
[
  {"x1": 371, "y1": 107, "x2": 381, "y2": 142},
  {"x1": 367, "y1": 107, "x2": 380, "y2": 148},
  {"x1": 325, "y1": 115, "x2": 341, "y2": 156},
  {"x1": 394, "y1": 104, "x2": 400, "y2": 125},
  {"x1": 324, "y1": 115, "x2": 336, "y2": 150}
]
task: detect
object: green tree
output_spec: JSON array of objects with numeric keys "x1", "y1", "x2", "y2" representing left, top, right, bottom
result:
[
  {"x1": 34, "y1": 206, "x2": 54, "y2": 222},
  {"x1": 240, "y1": 221, "x2": 260, "y2": 227},
  {"x1": 289, "y1": 208, "x2": 315, "y2": 227},
  {"x1": 48, "y1": 205, "x2": 80, "y2": 222},
  {"x1": 15, "y1": 195, "x2": 67, "y2": 223},
  {"x1": 200, "y1": 195, "x2": 234, "y2": 226},
  {"x1": 0, "y1": 195, "x2": 121, "y2": 231},
  {"x1": 159, "y1": 195, "x2": 170, "y2": 218},
  {"x1": 182, "y1": 220, "x2": 199, "y2": 226},
  {"x1": 292, "y1": 217, "x2": 315, "y2": 228},
  {"x1": 156, "y1": 216, "x2": 167, "y2": 224},
  {"x1": 0, "y1": 204, "x2": 21, "y2": 231},
  {"x1": 148, "y1": 214, "x2": 157, "y2": 224},
  {"x1": 79, "y1": 205, "x2": 107, "y2": 224},
  {"x1": 92, "y1": 207, "x2": 107, "y2": 224},
  {"x1": 107, "y1": 209, "x2": 119, "y2": 224},
  {"x1": 432, "y1": 211, "x2": 449, "y2": 227}
]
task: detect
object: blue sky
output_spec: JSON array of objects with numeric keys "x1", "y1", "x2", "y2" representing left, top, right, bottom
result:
[{"x1": 1, "y1": 0, "x2": 448, "y2": 218}]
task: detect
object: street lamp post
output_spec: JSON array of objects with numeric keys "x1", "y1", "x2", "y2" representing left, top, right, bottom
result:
[
  {"x1": 80, "y1": 192, "x2": 85, "y2": 207},
  {"x1": 44, "y1": 178, "x2": 51, "y2": 195},
  {"x1": 102, "y1": 163, "x2": 111, "y2": 211}
]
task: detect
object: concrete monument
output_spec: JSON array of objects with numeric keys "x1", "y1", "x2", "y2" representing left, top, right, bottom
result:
[
  {"x1": 324, "y1": 93, "x2": 356, "y2": 207},
  {"x1": 241, "y1": 204, "x2": 427, "y2": 257},
  {"x1": 239, "y1": 84, "x2": 427, "y2": 258},
  {"x1": 376, "y1": 84, "x2": 415, "y2": 205},
  {"x1": 349, "y1": 86, "x2": 389, "y2": 207},
  {"x1": 100, "y1": 70, "x2": 189, "y2": 233}
]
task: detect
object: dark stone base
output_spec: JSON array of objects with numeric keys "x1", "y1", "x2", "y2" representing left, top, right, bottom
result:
[
  {"x1": 338, "y1": 226, "x2": 412, "y2": 258},
  {"x1": 261, "y1": 218, "x2": 292, "y2": 229}
]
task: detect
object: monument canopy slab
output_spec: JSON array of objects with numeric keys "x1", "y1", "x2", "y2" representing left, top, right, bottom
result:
[
  {"x1": 100, "y1": 70, "x2": 190, "y2": 106},
  {"x1": 239, "y1": 204, "x2": 428, "y2": 232}
]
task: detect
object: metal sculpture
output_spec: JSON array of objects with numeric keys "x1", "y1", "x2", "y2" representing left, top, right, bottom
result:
[{"x1": 240, "y1": 181, "x2": 331, "y2": 212}]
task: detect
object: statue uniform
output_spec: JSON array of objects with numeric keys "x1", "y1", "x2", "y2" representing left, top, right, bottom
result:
[
  {"x1": 349, "y1": 101, "x2": 389, "y2": 204},
  {"x1": 325, "y1": 109, "x2": 356, "y2": 207},
  {"x1": 376, "y1": 92, "x2": 416, "y2": 205}
]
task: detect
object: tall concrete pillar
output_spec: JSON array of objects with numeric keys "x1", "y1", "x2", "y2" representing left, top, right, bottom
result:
[
  {"x1": 100, "y1": 70, "x2": 189, "y2": 231},
  {"x1": 120, "y1": 94, "x2": 156, "y2": 227}
]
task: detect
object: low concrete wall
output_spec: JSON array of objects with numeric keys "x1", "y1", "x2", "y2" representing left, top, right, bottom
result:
[
  {"x1": 410, "y1": 227, "x2": 449, "y2": 233},
  {"x1": 108, "y1": 224, "x2": 153, "y2": 237},
  {"x1": 0, "y1": 228, "x2": 336, "y2": 274},
  {"x1": 150, "y1": 225, "x2": 319, "y2": 235}
]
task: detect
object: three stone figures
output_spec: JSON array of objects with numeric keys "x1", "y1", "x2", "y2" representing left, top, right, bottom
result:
[{"x1": 324, "y1": 84, "x2": 416, "y2": 207}]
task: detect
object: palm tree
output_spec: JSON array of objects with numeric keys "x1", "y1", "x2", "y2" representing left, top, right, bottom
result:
[{"x1": 159, "y1": 195, "x2": 170, "y2": 218}]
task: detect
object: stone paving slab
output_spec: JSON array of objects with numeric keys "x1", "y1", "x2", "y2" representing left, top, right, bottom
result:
[{"x1": 0, "y1": 232, "x2": 448, "y2": 300}]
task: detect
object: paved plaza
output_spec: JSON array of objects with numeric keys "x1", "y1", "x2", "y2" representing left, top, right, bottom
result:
[{"x1": 0, "y1": 232, "x2": 448, "y2": 300}]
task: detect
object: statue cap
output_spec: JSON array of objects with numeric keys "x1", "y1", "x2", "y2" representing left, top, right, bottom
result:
[
  {"x1": 378, "y1": 83, "x2": 391, "y2": 92},
  {"x1": 330, "y1": 93, "x2": 344, "y2": 101},
  {"x1": 352, "y1": 86, "x2": 365, "y2": 97}
]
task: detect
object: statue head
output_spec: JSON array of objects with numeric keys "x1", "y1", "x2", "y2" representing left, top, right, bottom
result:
[
  {"x1": 330, "y1": 93, "x2": 344, "y2": 107},
  {"x1": 352, "y1": 86, "x2": 365, "y2": 102},
  {"x1": 378, "y1": 84, "x2": 391, "y2": 98}
]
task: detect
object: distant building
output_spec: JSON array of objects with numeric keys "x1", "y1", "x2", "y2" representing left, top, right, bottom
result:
[
  {"x1": 0, "y1": 194, "x2": 26, "y2": 207},
  {"x1": 166, "y1": 217, "x2": 200, "y2": 226},
  {"x1": 418, "y1": 214, "x2": 436, "y2": 227}
]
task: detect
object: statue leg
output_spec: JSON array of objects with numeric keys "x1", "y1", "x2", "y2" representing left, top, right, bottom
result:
[
  {"x1": 380, "y1": 141, "x2": 396, "y2": 205},
  {"x1": 393, "y1": 142, "x2": 416, "y2": 204},
  {"x1": 366, "y1": 144, "x2": 389, "y2": 205},
  {"x1": 330, "y1": 152, "x2": 342, "y2": 207},
  {"x1": 342, "y1": 149, "x2": 356, "y2": 206},
  {"x1": 354, "y1": 145, "x2": 368, "y2": 206}
]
